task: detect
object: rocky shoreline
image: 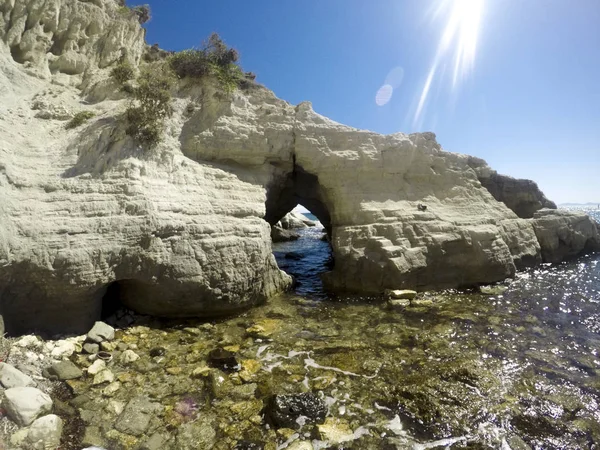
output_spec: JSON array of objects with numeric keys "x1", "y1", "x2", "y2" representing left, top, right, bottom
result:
[{"x1": 0, "y1": 272, "x2": 598, "y2": 449}]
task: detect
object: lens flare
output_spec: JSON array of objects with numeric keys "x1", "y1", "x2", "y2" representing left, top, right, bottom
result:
[
  {"x1": 376, "y1": 84, "x2": 394, "y2": 106},
  {"x1": 414, "y1": 0, "x2": 484, "y2": 126}
]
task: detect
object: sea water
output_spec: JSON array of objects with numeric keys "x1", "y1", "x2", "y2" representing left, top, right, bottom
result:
[{"x1": 268, "y1": 209, "x2": 600, "y2": 448}]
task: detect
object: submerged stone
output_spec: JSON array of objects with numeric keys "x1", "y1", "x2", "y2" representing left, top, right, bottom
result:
[
  {"x1": 266, "y1": 393, "x2": 327, "y2": 430},
  {"x1": 115, "y1": 396, "x2": 161, "y2": 437},
  {"x1": 208, "y1": 348, "x2": 239, "y2": 372}
]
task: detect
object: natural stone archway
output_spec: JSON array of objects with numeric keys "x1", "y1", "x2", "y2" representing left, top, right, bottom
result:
[{"x1": 265, "y1": 164, "x2": 332, "y2": 235}]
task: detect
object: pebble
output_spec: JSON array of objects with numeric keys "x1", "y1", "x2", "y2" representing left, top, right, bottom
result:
[
  {"x1": 115, "y1": 396, "x2": 161, "y2": 437},
  {"x1": 87, "y1": 321, "x2": 115, "y2": 343},
  {"x1": 266, "y1": 393, "x2": 327, "y2": 430},
  {"x1": 92, "y1": 369, "x2": 115, "y2": 385},
  {"x1": 14, "y1": 335, "x2": 43, "y2": 349},
  {"x1": 46, "y1": 361, "x2": 83, "y2": 381},
  {"x1": 208, "y1": 348, "x2": 239, "y2": 372},
  {"x1": 26, "y1": 414, "x2": 63, "y2": 449},
  {"x1": 83, "y1": 343, "x2": 100, "y2": 354},
  {"x1": 388, "y1": 298, "x2": 411, "y2": 308},
  {"x1": 119, "y1": 349, "x2": 140, "y2": 364},
  {"x1": 102, "y1": 381, "x2": 121, "y2": 397},
  {"x1": 317, "y1": 417, "x2": 354, "y2": 444},
  {"x1": 0, "y1": 362, "x2": 35, "y2": 388},
  {"x1": 287, "y1": 442, "x2": 314, "y2": 450},
  {"x1": 87, "y1": 359, "x2": 106, "y2": 376},
  {"x1": 385, "y1": 289, "x2": 417, "y2": 300},
  {"x1": 50, "y1": 340, "x2": 77, "y2": 358},
  {"x1": 2, "y1": 387, "x2": 53, "y2": 426}
]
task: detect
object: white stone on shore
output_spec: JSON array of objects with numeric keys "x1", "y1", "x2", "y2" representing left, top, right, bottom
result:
[
  {"x1": 26, "y1": 414, "x2": 63, "y2": 450},
  {"x1": 92, "y1": 369, "x2": 114, "y2": 385},
  {"x1": 385, "y1": 289, "x2": 417, "y2": 300},
  {"x1": 87, "y1": 359, "x2": 106, "y2": 376},
  {"x1": 14, "y1": 336, "x2": 43, "y2": 350},
  {"x1": 0, "y1": 362, "x2": 35, "y2": 388},
  {"x1": 2, "y1": 387, "x2": 53, "y2": 426},
  {"x1": 120, "y1": 349, "x2": 140, "y2": 364},
  {"x1": 87, "y1": 322, "x2": 115, "y2": 344}
]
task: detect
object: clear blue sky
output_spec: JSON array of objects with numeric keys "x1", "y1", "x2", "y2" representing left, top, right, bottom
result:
[{"x1": 142, "y1": 0, "x2": 600, "y2": 204}]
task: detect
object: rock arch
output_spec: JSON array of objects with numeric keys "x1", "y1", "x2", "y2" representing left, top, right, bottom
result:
[{"x1": 265, "y1": 164, "x2": 332, "y2": 236}]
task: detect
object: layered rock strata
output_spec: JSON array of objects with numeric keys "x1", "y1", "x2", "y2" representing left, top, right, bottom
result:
[{"x1": 0, "y1": 0, "x2": 598, "y2": 335}]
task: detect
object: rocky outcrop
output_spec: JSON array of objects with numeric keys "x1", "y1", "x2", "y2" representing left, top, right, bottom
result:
[
  {"x1": 533, "y1": 209, "x2": 600, "y2": 263},
  {"x1": 468, "y1": 157, "x2": 557, "y2": 218},
  {"x1": 270, "y1": 211, "x2": 316, "y2": 242},
  {"x1": 279, "y1": 211, "x2": 317, "y2": 229},
  {"x1": 0, "y1": 0, "x2": 145, "y2": 80},
  {"x1": 0, "y1": 0, "x2": 598, "y2": 335}
]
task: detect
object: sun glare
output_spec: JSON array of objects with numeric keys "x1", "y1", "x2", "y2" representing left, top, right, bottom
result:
[{"x1": 414, "y1": 0, "x2": 484, "y2": 125}]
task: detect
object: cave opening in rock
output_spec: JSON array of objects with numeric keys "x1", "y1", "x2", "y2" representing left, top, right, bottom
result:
[
  {"x1": 265, "y1": 166, "x2": 334, "y2": 298},
  {"x1": 101, "y1": 280, "x2": 136, "y2": 328},
  {"x1": 270, "y1": 204, "x2": 333, "y2": 298}
]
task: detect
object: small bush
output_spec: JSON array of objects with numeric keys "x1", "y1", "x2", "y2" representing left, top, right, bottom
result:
[
  {"x1": 169, "y1": 33, "x2": 248, "y2": 93},
  {"x1": 125, "y1": 64, "x2": 175, "y2": 147},
  {"x1": 131, "y1": 5, "x2": 151, "y2": 24},
  {"x1": 66, "y1": 111, "x2": 95, "y2": 129},
  {"x1": 110, "y1": 62, "x2": 135, "y2": 84}
]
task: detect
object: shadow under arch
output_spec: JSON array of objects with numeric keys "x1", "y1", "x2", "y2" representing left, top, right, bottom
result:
[{"x1": 264, "y1": 164, "x2": 332, "y2": 236}]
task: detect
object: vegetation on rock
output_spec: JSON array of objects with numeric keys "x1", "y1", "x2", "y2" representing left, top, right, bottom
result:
[
  {"x1": 169, "y1": 33, "x2": 255, "y2": 92},
  {"x1": 110, "y1": 61, "x2": 135, "y2": 85},
  {"x1": 125, "y1": 63, "x2": 175, "y2": 147},
  {"x1": 65, "y1": 111, "x2": 95, "y2": 129},
  {"x1": 116, "y1": 3, "x2": 151, "y2": 25}
]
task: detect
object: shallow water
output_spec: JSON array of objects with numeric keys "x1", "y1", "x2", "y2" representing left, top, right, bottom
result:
[
  {"x1": 41, "y1": 210, "x2": 600, "y2": 449},
  {"x1": 267, "y1": 210, "x2": 600, "y2": 448}
]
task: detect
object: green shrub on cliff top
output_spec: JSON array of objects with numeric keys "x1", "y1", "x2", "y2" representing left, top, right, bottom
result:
[
  {"x1": 169, "y1": 33, "x2": 253, "y2": 93},
  {"x1": 125, "y1": 64, "x2": 175, "y2": 147}
]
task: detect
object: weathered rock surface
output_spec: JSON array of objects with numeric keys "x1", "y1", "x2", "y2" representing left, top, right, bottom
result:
[
  {"x1": 87, "y1": 321, "x2": 115, "y2": 343},
  {"x1": 266, "y1": 393, "x2": 327, "y2": 429},
  {"x1": 25, "y1": 414, "x2": 63, "y2": 450},
  {"x1": 279, "y1": 211, "x2": 316, "y2": 229},
  {"x1": 0, "y1": 362, "x2": 35, "y2": 388},
  {"x1": 45, "y1": 360, "x2": 83, "y2": 380},
  {"x1": 468, "y1": 157, "x2": 557, "y2": 218},
  {"x1": 271, "y1": 226, "x2": 300, "y2": 243},
  {"x1": 2, "y1": 386, "x2": 53, "y2": 426},
  {"x1": 532, "y1": 209, "x2": 600, "y2": 263},
  {"x1": 0, "y1": 0, "x2": 598, "y2": 335}
]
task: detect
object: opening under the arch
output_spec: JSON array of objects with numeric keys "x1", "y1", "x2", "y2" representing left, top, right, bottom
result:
[{"x1": 270, "y1": 204, "x2": 333, "y2": 299}]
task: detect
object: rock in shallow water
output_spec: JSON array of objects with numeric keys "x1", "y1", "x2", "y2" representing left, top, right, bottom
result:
[
  {"x1": 266, "y1": 393, "x2": 327, "y2": 429},
  {"x1": 208, "y1": 348, "x2": 239, "y2": 372},
  {"x1": 385, "y1": 289, "x2": 417, "y2": 300},
  {"x1": 115, "y1": 396, "x2": 161, "y2": 437}
]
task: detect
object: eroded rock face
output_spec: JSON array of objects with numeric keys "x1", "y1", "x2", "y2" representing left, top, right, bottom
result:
[
  {"x1": 0, "y1": 0, "x2": 598, "y2": 335},
  {"x1": 0, "y1": 0, "x2": 145, "y2": 79},
  {"x1": 468, "y1": 157, "x2": 557, "y2": 218}
]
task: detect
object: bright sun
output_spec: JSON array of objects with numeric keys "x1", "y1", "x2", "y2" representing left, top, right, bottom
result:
[{"x1": 414, "y1": 0, "x2": 485, "y2": 125}]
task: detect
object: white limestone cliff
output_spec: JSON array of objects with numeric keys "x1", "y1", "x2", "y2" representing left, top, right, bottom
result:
[{"x1": 0, "y1": 0, "x2": 598, "y2": 335}]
